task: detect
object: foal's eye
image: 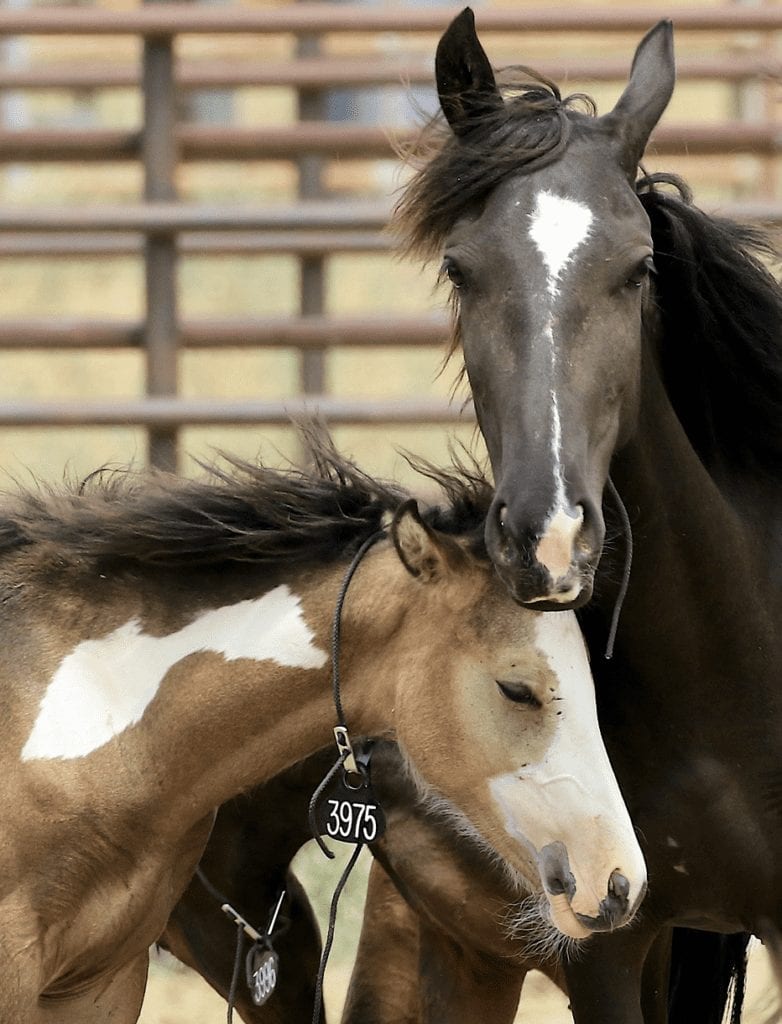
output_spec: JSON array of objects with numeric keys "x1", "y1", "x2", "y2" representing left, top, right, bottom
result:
[
  {"x1": 625, "y1": 255, "x2": 656, "y2": 289},
  {"x1": 441, "y1": 256, "x2": 465, "y2": 289},
  {"x1": 496, "y1": 681, "x2": 542, "y2": 708}
]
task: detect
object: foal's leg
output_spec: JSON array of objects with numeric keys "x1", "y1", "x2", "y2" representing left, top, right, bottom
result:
[
  {"x1": 416, "y1": 921, "x2": 523, "y2": 1024},
  {"x1": 341, "y1": 859, "x2": 420, "y2": 1024}
]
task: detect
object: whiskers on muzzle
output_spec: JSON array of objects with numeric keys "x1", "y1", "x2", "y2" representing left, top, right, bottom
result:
[{"x1": 502, "y1": 891, "x2": 584, "y2": 965}]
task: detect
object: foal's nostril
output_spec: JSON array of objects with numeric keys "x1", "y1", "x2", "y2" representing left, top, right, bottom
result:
[
  {"x1": 608, "y1": 869, "x2": 630, "y2": 902},
  {"x1": 539, "y1": 841, "x2": 576, "y2": 900},
  {"x1": 598, "y1": 869, "x2": 631, "y2": 928}
]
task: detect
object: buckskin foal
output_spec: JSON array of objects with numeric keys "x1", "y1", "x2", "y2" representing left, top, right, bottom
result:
[{"x1": 0, "y1": 433, "x2": 644, "y2": 1022}]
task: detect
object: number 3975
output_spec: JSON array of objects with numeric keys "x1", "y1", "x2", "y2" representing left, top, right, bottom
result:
[{"x1": 325, "y1": 798, "x2": 379, "y2": 842}]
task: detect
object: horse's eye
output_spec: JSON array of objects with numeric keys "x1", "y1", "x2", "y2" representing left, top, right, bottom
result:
[
  {"x1": 441, "y1": 256, "x2": 465, "y2": 289},
  {"x1": 496, "y1": 680, "x2": 542, "y2": 708},
  {"x1": 625, "y1": 255, "x2": 656, "y2": 289}
]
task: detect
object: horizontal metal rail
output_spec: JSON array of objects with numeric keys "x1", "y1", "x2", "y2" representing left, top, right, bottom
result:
[
  {"x1": 3, "y1": 122, "x2": 782, "y2": 164},
  {"x1": 0, "y1": 231, "x2": 393, "y2": 258},
  {"x1": 0, "y1": 5, "x2": 781, "y2": 35},
  {"x1": 0, "y1": 315, "x2": 450, "y2": 349},
  {"x1": 0, "y1": 54, "x2": 779, "y2": 91},
  {"x1": 0, "y1": 395, "x2": 472, "y2": 427},
  {"x1": 2, "y1": 198, "x2": 782, "y2": 240},
  {"x1": 0, "y1": 200, "x2": 393, "y2": 232}
]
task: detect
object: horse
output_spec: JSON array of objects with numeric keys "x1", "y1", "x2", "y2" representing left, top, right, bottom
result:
[
  {"x1": 0, "y1": 430, "x2": 646, "y2": 1022},
  {"x1": 385, "y1": 7, "x2": 782, "y2": 1023}
]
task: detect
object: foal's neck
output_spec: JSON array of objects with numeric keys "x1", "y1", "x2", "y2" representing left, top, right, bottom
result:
[{"x1": 146, "y1": 553, "x2": 404, "y2": 837}]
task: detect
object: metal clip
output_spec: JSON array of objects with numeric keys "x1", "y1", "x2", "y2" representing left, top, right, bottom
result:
[
  {"x1": 221, "y1": 902, "x2": 262, "y2": 942},
  {"x1": 333, "y1": 725, "x2": 359, "y2": 776}
]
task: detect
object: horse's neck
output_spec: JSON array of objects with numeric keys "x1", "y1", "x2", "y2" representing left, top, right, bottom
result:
[
  {"x1": 710, "y1": 465, "x2": 782, "y2": 590},
  {"x1": 601, "y1": 357, "x2": 781, "y2": 681}
]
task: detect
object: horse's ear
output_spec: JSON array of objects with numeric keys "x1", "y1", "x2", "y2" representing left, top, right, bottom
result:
[
  {"x1": 601, "y1": 20, "x2": 675, "y2": 177},
  {"x1": 435, "y1": 7, "x2": 503, "y2": 137},
  {"x1": 391, "y1": 500, "x2": 463, "y2": 582}
]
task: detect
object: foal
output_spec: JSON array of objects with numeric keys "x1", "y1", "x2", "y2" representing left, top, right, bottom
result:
[{"x1": 1, "y1": 436, "x2": 643, "y2": 1022}]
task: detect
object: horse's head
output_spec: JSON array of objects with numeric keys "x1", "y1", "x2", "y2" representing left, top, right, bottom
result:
[
  {"x1": 381, "y1": 502, "x2": 647, "y2": 939},
  {"x1": 412, "y1": 10, "x2": 674, "y2": 607}
]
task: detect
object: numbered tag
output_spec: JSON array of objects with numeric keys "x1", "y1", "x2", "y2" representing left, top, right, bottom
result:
[
  {"x1": 246, "y1": 946, "x2": 279, "y2": 1007},
  {"x1": 315, "y1": 771, "x2": 386, "y2": 844}
]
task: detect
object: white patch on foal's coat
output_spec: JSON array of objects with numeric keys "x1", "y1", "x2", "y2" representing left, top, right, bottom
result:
[
  {"x1": 21, "y1": 584, "x2": 328, "y2": 762},
  {"x1": 528, "y1": 191, "x2": 594, "y2": 582}
]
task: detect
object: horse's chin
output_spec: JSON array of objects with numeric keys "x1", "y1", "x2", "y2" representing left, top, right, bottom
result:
[
  {"x1": 504, "y1": 570, "x2": 595, "y2": 611},
  {"x1": 545, "y1": 892, "x2": 593, "y2": 940}
]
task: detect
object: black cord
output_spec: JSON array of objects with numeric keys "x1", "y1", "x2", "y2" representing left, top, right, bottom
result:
[
  {"x1": 310, "y1": 842, "x2": 365, "y2": 1024},
  {"x1": 604, "y1": 476, "x2": 633, "y2": 660},
  {"x1": 308, "y1": 530, "x2": 383, "y2": 1023},
  {"x1": 195, "y1": 865, "x2": 231, "y2": 907},
  {"x1": 307, "y1": 750, "x2": 348, "y2": 859},
  {"x1": 330, "y1": 531, "x2": 385, "y2": 725},
  {"x1": 226, "y1": 920, "x2": 244, "y2": 1024}
]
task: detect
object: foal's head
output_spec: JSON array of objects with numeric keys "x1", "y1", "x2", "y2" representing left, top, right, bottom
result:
[
  {"x1": 397, "y1": 9, "x2": 675, "y2": 607},
  {"x1": 371, "y1": 497, "x2": 646, "y2": 939}
]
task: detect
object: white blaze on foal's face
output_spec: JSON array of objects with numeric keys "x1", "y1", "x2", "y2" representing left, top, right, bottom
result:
[
  {"x1": 527, "y1": 191, "x2": 594, "y2": 584},
  {"x1": 21, "y1": 584, "x2": 328, "y2": 761},
  {"x1": 488, "y1": 611, "x2": 646, "y2": 929}
]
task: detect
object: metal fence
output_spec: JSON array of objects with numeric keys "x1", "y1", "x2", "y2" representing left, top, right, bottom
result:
[{"x1": 1, "y1": 2, "x2": 781, "y2": 469}]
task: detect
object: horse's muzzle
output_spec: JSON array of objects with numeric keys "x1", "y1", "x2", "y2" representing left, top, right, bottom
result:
[{"x1": 485, "y1": 498, "x2": 601, "y2": 608}]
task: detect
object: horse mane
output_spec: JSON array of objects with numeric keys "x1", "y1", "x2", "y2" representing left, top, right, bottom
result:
[
  {"x1": 0, "y1": 429, "x2": 493, "y2": 571},
  {"x1": 639, "y1": 174, "x2": 782, "y2": 481},
  {"x1": 394, "y1": 69, "x2": 596, "y2": 265}
]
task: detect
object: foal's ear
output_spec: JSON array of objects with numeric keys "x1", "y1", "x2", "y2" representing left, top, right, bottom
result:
[
  {"x1": 601, "y1": 20, "x2": 675, "y2": 177},
  {"x1": 392, "y1": 500, "x2": 464, "y2": 582},
  {"x1": 435, "y1": 7, "x2": 503, "y2": 136}
]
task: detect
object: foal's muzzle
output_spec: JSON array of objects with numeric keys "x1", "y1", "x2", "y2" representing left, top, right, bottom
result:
[{"x1": 540, "y1": 842, "x2": 645, "y2": 938}]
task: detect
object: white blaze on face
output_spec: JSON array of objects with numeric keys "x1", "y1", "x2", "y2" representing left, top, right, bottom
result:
[
  {"x1": 529, "y1": 190, "x2": 594, "y2": 298},
  {"x1": 489, "y1": 612, "x2": 646, "y2": 928},
  {"x1": 21, "y1": 584, "x2": 328, "y2": 762},
  {"x1": 528, "y1": 191, "x2": 594, "y2": 583}
]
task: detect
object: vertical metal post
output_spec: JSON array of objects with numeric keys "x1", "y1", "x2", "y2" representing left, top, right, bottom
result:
[
  {"x1": 297, "y1": 30, "x2": 326, "y2": 399},
  {"x1": 142, "y1": 18, "x2": 179, "y2": 472},
  {"x1": 732, "y1": 0, "x2": 775, "y2": 199}
]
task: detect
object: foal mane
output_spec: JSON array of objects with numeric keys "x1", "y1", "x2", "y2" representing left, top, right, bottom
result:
[
  {"x1": 639, "y1": 174, "x2": 782, "y2": 481},
  {"x1": 0, "y1": 430, "x2": 492, "y2": 571}
]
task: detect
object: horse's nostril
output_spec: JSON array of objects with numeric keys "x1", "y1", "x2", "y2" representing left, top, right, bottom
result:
[{"x1": 608, "y1": 869, "x2": 630, "y2": 903}]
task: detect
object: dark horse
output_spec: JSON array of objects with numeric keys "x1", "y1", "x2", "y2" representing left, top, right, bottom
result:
[{"x1": 389, "y1": 7, "x2": 782, "y2": 1022}]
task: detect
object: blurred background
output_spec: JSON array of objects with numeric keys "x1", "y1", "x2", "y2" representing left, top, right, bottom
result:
[{"x1": 2, "y1": 0, "x2": 781, "y2": 1019}]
